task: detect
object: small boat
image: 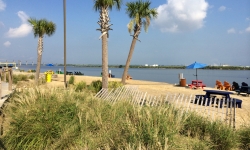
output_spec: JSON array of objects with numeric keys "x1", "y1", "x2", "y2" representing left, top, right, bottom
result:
[{"x1": 46, "y1": 64, "x2": 54, "y2": 66}]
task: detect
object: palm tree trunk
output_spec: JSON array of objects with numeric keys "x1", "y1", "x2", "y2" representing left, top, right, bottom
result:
[
  {"x1": 35, "y1": 37, "x2": 43, "y2": 85},
  {"x1": 102, "y1": 33, "x2": 108, "y2": 89},
  {"x1": 121, "y1": 37, "x2": 137, "y2": 84}
]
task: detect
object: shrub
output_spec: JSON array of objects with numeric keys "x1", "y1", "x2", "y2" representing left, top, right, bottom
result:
[
  {"x1": 89, "y1": 80, "x2": 123, "y2": 93},
  {"x1": 180, "y1": 112, "x2": 238, "y2": 150},
  {"x1": 237, "y1": 125, "x2": 250, "y2": 149},
  {"x1": 108, "y1": 81, "x2": 123, "y2": 89},
  {"x1": 75, "y1": 81, "x2": 87, "y2": 92},
  {"x1": 68, "y1": 76, "x2": 75, "y2": 85},
  {"x1": 29, "y1": 74, "x2": 35, "y2": 80},
  {"x1": 90, "y1": 80, "x2": 102, "y2": 93},
  {"x1": 3, "y1": 74, "x2": 29, "y2": 84},
  {"x1": 2, "y1": 88, "x2": 87, "y2": 149}
]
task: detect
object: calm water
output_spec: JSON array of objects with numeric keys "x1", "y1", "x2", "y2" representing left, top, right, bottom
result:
[{"x1": 18, "y1": 65, "x2": 250, "y2": 88}]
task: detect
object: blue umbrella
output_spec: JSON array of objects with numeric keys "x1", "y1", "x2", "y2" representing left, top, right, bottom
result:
[{"x1": 186, "y1": 61, "x2": 207, "y2": 80}]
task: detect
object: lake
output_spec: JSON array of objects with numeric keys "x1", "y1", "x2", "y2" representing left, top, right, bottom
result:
[{"x1": 18, "y1": 65, "x2": 250, "y2": 88}]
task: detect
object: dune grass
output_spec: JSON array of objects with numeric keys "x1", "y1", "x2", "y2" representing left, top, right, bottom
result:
[{"x1": 0, "y1": 79, "x2": 249, "y2": 149}]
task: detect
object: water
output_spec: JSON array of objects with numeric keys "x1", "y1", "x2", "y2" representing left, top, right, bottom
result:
[{"x1": 18, "y1": 65, "x2": 250, "y2": 88}]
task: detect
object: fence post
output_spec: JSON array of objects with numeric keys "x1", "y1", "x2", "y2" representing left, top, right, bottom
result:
[{"x1": 8, "y1": 66, "x2": 13, "y2": 91}]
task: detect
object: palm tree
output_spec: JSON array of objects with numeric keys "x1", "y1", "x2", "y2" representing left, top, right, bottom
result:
[
  {"x1": 28, "y1": 18, "x2": 56, "y2": 85},
  {"x1": 121, "y1": 0, "x2": 157, "y2": 84},
  {"x1": 94, "y1": 0, "x2": 122, "y2": 89}
]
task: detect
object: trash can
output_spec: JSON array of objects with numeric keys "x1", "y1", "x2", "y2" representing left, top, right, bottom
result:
[
  {"x1": 44, "y1": 70, "x2": 54, "y2": 82},
  {"x1": 180, "y1": 78, "x2": 186, "y2": 87}
]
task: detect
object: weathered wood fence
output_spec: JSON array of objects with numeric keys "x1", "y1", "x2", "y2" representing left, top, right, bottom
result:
[{"x1": 95, "y1": 86, "x2": 238, "y2": 128}]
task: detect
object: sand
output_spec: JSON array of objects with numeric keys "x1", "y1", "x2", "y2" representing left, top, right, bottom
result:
[{"x1": 14, "y1": 72, "x2": 250, "y2": 127}]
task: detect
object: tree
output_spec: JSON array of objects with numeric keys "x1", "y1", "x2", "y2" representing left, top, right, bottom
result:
[
  {"x1": 28, "y1": 18, "x2": 56, "y2": 85},
  {"x1": 121, "y1": 0, "x2": 157, "y2": 84},
  {"x1": 94, "y1": 0, "x2": 122, "y2": 89}
]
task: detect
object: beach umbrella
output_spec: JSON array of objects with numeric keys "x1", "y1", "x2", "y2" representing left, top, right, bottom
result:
[{"x1": 186, "y1": 61, "x2": 207, "y2": 80}]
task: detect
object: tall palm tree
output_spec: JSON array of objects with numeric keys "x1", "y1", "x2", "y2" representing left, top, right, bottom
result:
[
  {"x1": 94, "y1": 0, "x2": 122, "y2": 89},
  {"x1": 121, "y1": 0, "x2": 157, "y2": 84},
  {"x1": 28, "y1": 18, "x2": 56, "y2": 85}
]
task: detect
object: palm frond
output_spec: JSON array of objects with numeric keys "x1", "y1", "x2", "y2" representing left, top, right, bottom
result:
[
  {"x1": 93, "y1": 0, "x2": 122, "y2": 11},
  {"x1": 28, "y1": 18, "x2": 56, "y2": 38},
  {"x1": 126, "y1": 0, "x2": 158, "y2": 34},
  {"x1": 127, "y1": 20, "x2": 134, "y2": 34}
]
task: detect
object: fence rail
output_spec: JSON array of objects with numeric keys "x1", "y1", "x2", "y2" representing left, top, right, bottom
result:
[{"x1": 95, "y1": 86, "x2": 237, "y2": 128}]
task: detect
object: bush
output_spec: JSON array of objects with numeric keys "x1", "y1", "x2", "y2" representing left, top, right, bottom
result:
[
  {"x1": 75, "y1": 81, "x2": 87, "y2": 92},
  {"x1": 2, "y1": 88, "x2": 87, "y2": 149},
  {"x1": 3, "y1": 74, "x2": 29, "y2": 84},
  {"x1": 29, "y1": 74, "x2": 35, "y2": 80},
  {"x1": 89, "y1": 80, "x2": 123, "y2": 93},
  {"x1": 237, "y1": 126, "x2": 250, "y2": 149},
  {"x1": 180, "y1": 113, "x2": 238, "y2": 150},
  {"x1": 108, "y1": 81, "x2": 123, "y2": 89},
  {"x1": 68, "y1": 76, "x2": 75, "y2": 85},
  {"x1": 90, "y1": 80, "x2": 102, "y2": 93}
]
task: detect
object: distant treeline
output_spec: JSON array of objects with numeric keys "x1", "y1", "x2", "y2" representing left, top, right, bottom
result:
[{"x1": 57, "y1": 64, "x2": 250, "y2": 70}]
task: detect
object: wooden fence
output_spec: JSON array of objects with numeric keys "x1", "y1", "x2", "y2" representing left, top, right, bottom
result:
[{"x1": 95, "y1": 86, "x2": 238, "y2": 128}]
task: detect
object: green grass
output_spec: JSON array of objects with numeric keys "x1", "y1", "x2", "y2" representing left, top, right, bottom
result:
[
  {"x1": 1, "y1": 85, "x2": 249, "y2": 149},
  {"x1": 68, "y1": 75, "x2": 75, "y2": 85}
]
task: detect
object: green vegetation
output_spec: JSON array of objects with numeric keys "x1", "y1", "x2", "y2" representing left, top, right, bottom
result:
[
  {"x1": 28, "y1": 18, "x2": 56, "y2": 85},
  {"x1": 1, "y1": 81, "x2": 249, "y2": 149},
  {"x1": 93, "y1": 0, "x2": 122, "y2": 89},
  {"x1": 68, "y1": 75, "x2": 75, "y2": 85},
  {"x1": 75, "y1": 81, "x2": 87, "y2": 92},
  {"x1": 1, "y1": 74, "x2": 34, "y2": 84},
  {"x1": 121, "y1": 0, "x2": 158, "y2": 84}
]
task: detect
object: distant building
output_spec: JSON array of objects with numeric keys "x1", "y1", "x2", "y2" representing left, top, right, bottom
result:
[
  {"x1": 145, "y1": 64, "x2": 148, "y2": 66},
  {"x1": 151, "y1": 64, "x2": 158, "y2": 67}
]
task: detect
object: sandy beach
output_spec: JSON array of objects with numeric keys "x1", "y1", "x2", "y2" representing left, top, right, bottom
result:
[{"x1": 15, "y1": 72, "x2": 250, "y2": 127}]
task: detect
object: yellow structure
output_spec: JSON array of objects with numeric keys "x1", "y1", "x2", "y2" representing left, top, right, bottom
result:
[{"x1": 44, "y1": 70, "x2": 54, "y2": 82}]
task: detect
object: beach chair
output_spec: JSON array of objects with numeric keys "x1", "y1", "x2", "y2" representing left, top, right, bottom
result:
[
  {"x1": 223, "y1": 81, "x2": 232, "y2": 90},
  {"x1": 236, "y1": 82, "x2": 250, "y2": 96},
  {"x1": 215, "y1": 80, "x2": 224, "y2": 90},
  {"x1": 232, "y1": 81, "x2": 240, "y2": 91},
  {"x1": 126, "y1": 74, "x2": 133, "y2": 80}
]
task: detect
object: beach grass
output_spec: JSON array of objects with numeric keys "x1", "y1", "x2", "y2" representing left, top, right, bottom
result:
[
  {"x1": 1, "y1": 81, "x2": 249, "y2": 149},
  {"x1": 0, "y1": 74, "x2": 249, "y2": 149}
]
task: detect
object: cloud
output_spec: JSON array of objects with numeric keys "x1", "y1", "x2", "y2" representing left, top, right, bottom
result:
[
  {"x1": 6, "y1": 11, "x2": 32, "y2": 38},
  {"x1": 246, "y1": 26, "x2": 250, "y2": 33},
  {"x1": 154, "y1": 0, "x2": 209, "y2": 33},
  {"x1": 227, "y1": 28, "x2": 236, "y2": 34},
  {"x1": 218, "y1": 6, "x2": 226, "y2": 11},
  {"x1": 0, "y1": 0, "x2": 6, "y2": 11},
  {"x1": 4, "y1": 41, "x2": 11, "y2": 47}
]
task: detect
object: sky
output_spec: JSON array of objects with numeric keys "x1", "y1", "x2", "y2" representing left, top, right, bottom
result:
[{"x1": 0, "y1": 0, "x2": 250, "y2": 66}]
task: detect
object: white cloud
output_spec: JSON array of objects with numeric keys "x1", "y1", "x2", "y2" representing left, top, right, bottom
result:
[
  {"x1": 6, "y1": 11, "x2": 32, "y2": 38},
  {"x1": 227, "y1": 28, "x2": 236, "y2": 34},
  {"x1": 218, "y1": 6, "x2": 226, "y2": 11},
  {"x1": 0, "y1": 0, "x2": 6, "y2": 11},
  {"x1": 18, "y1": 11, "x2": 30, "y2": 23},
  {"x1": 246, "y1": 26, "x2": 250, "y2": 33},
  {"x1": 4, "y1": 41, "x2": 11, "y2": 47},
  {"x1": 154, "y1": 0, "x2": 209, "y2": 33}
]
